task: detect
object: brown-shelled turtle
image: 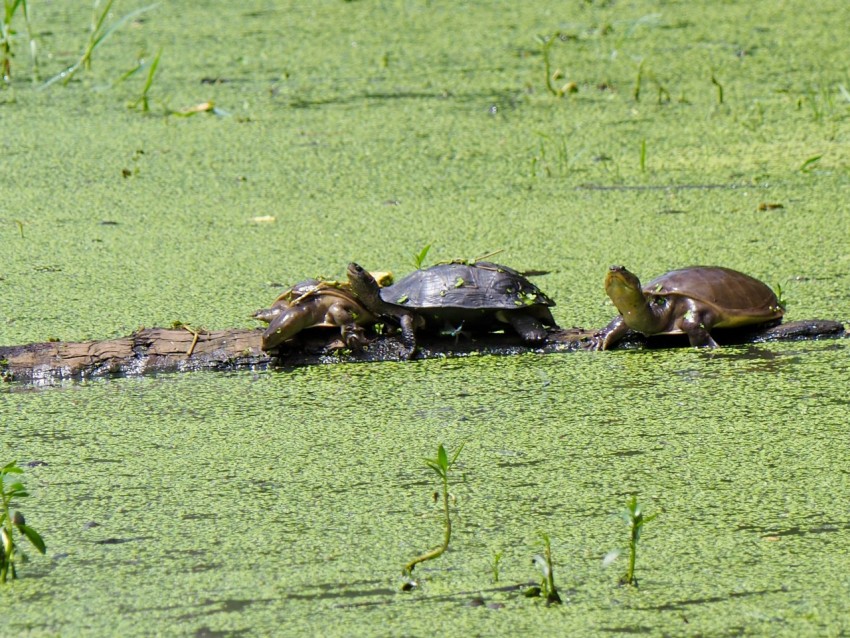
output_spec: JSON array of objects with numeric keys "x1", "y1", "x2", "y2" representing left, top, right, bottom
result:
[
  {"x1": 254, "y1": 279, "x2": 377, "y2": 351},
  {"x1": 590, "y1": 265, "x2": 785, "y2": 350},
  {"x1": 347, "y1": 261, "x2": 558, "y2": 359}
]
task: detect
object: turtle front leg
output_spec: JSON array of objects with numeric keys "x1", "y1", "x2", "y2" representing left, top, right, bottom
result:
[
  {"x1": 588, "y1": 316, "x2": 630, "y2": 350},
  {"x1": 398, "y1": 313, "x2": 420, "y2": 360},
  {"x1": 339, "y1": 324, "x2": 369, "y2": 349},
  {"x1": 678, "y1": 305, "x2": 719, "y2": 348}
]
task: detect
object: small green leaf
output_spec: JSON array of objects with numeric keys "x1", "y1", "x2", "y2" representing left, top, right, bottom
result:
[
  {"x1": 799, "y1": 154, "x2": 823, "y2": 173},
  {"x1": 19, "y1": 525, "x2": 46, "y2": 554},
  {"x1": 437, "y1": 444, "x2": 448, "y2": 471},
  {"x1": 424, "y1": 460, "x2": 441, "y2": 475},
  {"x1": 412, "y1": 244, "x2": 432, "y2": 269},
  {"x1": 449, "y1": 442, "x2": 465, "y2": 466},
  {"x1": 7, "y1": 482, "x2": 26, "y2": 494}
]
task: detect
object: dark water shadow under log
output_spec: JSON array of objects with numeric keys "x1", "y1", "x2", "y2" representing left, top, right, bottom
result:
[{"x1": 0, "y1": 320, "x2": 845, "y2": 386}]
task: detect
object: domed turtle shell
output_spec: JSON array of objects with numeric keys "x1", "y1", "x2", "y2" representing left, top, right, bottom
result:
[
  {"x1": 380, "y1": 261, "x2": 554, "y2": 314},
  {"x1": 642, "y1": 266, "x2": 783, "y2": 327}
]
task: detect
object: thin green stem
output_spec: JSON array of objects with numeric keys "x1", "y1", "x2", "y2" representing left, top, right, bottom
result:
[
  {"x1": 403, "y1": 472, "x2": 451, "y2": 575},
  {"x1": 626, "y1": 531, "x2": 637, "y2": 585},
  {"x1": 0, "y1": 492, "x2": 13, "y2": 583},
  {"x1": 541, "y1": 33, "x2": 559, "y2": 96}
]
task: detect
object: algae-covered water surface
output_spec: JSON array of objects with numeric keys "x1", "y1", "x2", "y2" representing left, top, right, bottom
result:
[{"x1": 3, "y1": 0, "x2": 850, "y2": 635}]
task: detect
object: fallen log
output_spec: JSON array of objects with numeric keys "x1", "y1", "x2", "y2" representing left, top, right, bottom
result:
[{"x1": 0, "y1": 319, "x2": 846, "y2": 386}]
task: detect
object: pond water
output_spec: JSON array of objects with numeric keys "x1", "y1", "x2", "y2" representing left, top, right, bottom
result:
[{"x1": 2, "y1": 0, "x2": 850, "y2": 635}]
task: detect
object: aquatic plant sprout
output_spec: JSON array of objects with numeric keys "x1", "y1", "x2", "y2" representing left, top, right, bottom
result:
[
  {"x1": 1, "y1": 461, "x2": 46, "y2": 583},
  {"x1": 402, "y1": 442, "x2": 464, "y2": 581},
  {"x1": 129, "y1": 47, "x2": 162, "y2": 112},
  {"x1": 526, "y1": 532, "x2": 562, "y2": 605},
  {"x1": 604, "y1": 495, "x2": 658, "y2": 588}
]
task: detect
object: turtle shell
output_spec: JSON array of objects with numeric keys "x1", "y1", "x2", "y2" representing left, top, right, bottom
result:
[
  {"x1": 380, "y1": 262, "x2": 554, "y2": 311},
  {"x1": 643, "y1": 266, "x2": 783, "y2": 326}
]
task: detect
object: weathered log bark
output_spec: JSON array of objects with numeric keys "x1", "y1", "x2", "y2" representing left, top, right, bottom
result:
[{"x1": 1, "y1": 320, "x2": 846, "y2": 386}]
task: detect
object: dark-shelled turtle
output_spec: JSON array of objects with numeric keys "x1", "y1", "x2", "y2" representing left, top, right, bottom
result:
[
  {"x1": 347, "y1": 261, "x2": 557, "y2": 359},
  {"x1": 591, "y1": 265, "x2": 785, "y2": 349}
]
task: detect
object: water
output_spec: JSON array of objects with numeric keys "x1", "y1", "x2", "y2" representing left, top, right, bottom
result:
[
  {"x1": 2, "y1": 0, "x2": 850, "y2": 635},
  {"x1": 3, "y1": 341, "x2": 850, "y2": 635}
]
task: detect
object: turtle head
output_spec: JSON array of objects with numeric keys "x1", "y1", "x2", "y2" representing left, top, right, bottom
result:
[
  {"x1": 347, "y1": 263, "x2": 384, "y2": 309},
  {"x1": 604, "y1": 265, "x2": 653, "y2": 327},
  {"x1": 604, "y1": 266, "x2": 642, "y2": 299}
]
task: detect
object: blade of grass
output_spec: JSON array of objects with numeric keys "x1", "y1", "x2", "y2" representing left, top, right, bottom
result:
[
  {"x1": 129, "y1": 47, "x2": 161, "y2": 111},
  {"x1": 41, "y1": 1, "x2": 159, "y2": 88}
]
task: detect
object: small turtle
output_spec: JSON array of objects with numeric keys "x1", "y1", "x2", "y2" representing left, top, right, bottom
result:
[
  {"x1": 347, "y1": 261, "x2": 558, "y2": 359},
  {"x1": 254, "y1": 279, "x2": 376, "y2": 351},
  {"x1": 591, "y1": 265, "x2": 785, "y2": 349}
]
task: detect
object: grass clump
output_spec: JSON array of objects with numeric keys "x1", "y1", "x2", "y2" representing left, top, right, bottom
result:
[
  {"x1": 1, "y1": 461, "x2": 46, "y2": 583},
  {"x1": 43, "y1": 0, "x2": 159, "y2": 88},
  {"x1": 401, "y1": 442, "x2": 464, "y2": 585}
]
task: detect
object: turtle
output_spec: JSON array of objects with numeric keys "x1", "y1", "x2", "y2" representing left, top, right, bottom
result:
[
  {"x1": 346, "y1": 261, "x2": 558, "y2": 359},
  {"x1": 590, "y1": 265, "x2": 785, "y2": 350},
  {"x1": 254, "y1": 279, "x2": 376, "y2": 351}
]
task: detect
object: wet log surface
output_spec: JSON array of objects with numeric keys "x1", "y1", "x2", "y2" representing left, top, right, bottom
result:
[{"x1": 1, "y1": 319, "x2": 846, "y2": 386}]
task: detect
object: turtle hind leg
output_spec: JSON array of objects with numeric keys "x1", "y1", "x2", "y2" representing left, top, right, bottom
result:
[{"x1": 505, "y1": 312, "x2": 548, "y2": 343}]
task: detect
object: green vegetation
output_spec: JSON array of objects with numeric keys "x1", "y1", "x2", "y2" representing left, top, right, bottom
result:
[
  {"x1": 530, "y1": 133, "x2": 569, "y2": 179},
  {"x1": 1, "y1": 462, "x2": 46, "y2": 583},
  {"x1": 524, "y1": 532, "x2": 562, "y2": 605},
  {"x1": 2, "y1": 0, "x2": 849, "y2": 633},
  {"x1": 43, "y1": 0, "x2": 159, "y2": 87},
  {"x1": 773, "y1": 282, "x2": 787, "y2": 310},
  {"x1": 1, "y1": 0, "x2": 36, "y2": 84},
  {"x1": 402, "y1": 443, "x2": 464, "y2": 581},
  {"x1": 129, "y1": 47, "x2": 161, "y2": 112},
  {"x1": 490, "y1": 549, "x2": 502, "y2": 583},
  {"x1": 411, "y1": 244, "x2": 431, "y2": 270},
  {"x1": 538, "y1": 33, "x2": 560, "y2": 97},
  {"x1": 799, "y1": 154, "x2": 823, "y2": 173},
  {"x1": 617, "y1": 496, "x2": 658, "y2": 588},
  {"x1": 710, "y1": 71, "x2": 724, "y2": 105}
]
